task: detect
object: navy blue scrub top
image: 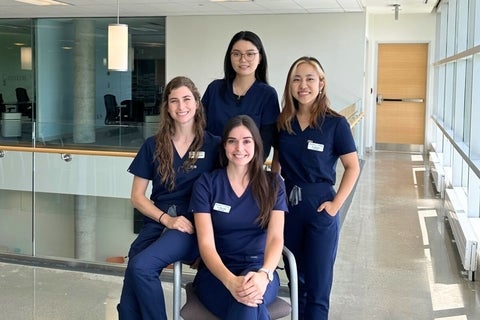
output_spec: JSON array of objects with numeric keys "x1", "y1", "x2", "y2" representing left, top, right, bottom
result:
[
  {"x1": 128, "y1": 131, "x2": 221, "y2": 219},
  {"x1": 202, "y1": 79, "x2": 280, "y2": 137},
  {"x1": 189, "y1": 169, "x2": 287, "y2": 264},
  {"x1": 277, "y1": 115, "x2": 357, "y2": 186}
]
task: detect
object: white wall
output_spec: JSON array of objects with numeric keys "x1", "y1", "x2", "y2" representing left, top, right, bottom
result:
[
  {"x1": 166, "y1": 13, "x2": 367, "y2": 111},
  {"x1": 364, "y1": 13, "x2": 437, "y2": 151}
]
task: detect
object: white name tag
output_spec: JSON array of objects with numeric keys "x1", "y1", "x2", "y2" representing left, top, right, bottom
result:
[
  {"x1": 213, "y1": 203, "x2": 231, "y2": 213},
  {"x1": 307, "y1": 141, "x2": 324, "y2": 152},
  {"x1": 189, "y1": 151, "x2": 205, "y2": 159}
]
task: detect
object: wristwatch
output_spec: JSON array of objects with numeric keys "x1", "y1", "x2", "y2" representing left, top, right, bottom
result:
[{"x1": 258, "y1": 267, "x2": 274, "y2": 282}]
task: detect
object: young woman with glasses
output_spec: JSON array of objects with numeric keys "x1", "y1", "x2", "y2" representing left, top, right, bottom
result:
[{"x1": 202, "y1": 31, "x2": 280, "y2": 161}]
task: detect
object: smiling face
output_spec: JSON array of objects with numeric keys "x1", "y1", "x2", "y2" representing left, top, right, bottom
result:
[
  {"x1": 167, "y1": 85, "x2": 198, "y2": 125},
  {"x1": 224, "y1": 125, "x2": 255, "y2": 167},
  {"x1": 290, "y1": 62, "x2": 325, "y2": 108},
  {"x1": 230, "y1": 40, "x2": 261, "y2": 77}
]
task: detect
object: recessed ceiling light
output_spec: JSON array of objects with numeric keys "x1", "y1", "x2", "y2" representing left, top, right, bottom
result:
[
  {"x1": 210, "y1": 0, "x2": 254, "y2": 2},
  {"x1": 15, "y1": 0, "x2": 69, "y2": 6}
]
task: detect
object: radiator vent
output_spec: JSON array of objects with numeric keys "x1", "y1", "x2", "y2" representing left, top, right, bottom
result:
[
  {"x1": 429, "y1": 152, "x2": 445, "y2": 198},
  {"x1": 444, "y1": 188, "x2": 478, "y2": 281}
]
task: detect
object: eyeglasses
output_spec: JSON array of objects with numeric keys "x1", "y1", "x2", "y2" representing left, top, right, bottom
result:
[{"x1": 230, "y1": 51, "x2": 259, "y2": 61}]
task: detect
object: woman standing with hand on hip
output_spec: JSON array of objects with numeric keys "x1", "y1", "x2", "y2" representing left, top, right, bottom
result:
[
  {"x1": 202, "y1": 31, "x2": 280, "y2": 160},
  {"x1": 272, "y1": 57, "x2": 360, "y2": 320},
  {"x1": 117, "y1": 76, "x2": 220, "y2": 320}
]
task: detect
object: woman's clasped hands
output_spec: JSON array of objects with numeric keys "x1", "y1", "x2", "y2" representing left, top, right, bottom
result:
[{"x1": 227, "y1": 271, "x2": 269, "y2": 307}]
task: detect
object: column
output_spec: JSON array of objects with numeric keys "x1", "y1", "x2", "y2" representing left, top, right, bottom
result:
[
  {"x1": 74, "y1": 195, "x2": 97, "y2": 260},
  {"x1": 73, "y1": 20, "x2": 96, "y2": 143}
]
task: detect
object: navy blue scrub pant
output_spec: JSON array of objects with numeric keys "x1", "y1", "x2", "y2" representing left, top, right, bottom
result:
[
  {"x1": 284, "y1": 182, "x2": 339, "y2": 320},
  {"x1": 117, "y1": 220, "x2": 198, "y2": 320},
  {"x1": 193, "y1": 262, "x2": 280, "y2": 320}
]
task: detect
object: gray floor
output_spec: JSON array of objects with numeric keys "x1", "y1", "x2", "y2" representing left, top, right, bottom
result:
[{"x1": 1, "y1": 151, "x2": 480, "y2": 319}]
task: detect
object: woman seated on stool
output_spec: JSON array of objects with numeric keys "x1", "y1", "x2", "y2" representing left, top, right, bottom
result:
[{"x1": 189, "y1": 115, "x2": 287, "y2": 320}]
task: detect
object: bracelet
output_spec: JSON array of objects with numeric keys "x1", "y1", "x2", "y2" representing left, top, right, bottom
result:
[{"x1": 158, "y1": 212, "x2": 166, "y2": 224}]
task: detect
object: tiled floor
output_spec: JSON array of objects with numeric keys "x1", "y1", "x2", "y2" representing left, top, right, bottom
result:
[{"x1": 1, "y1": 151, "x2": 480, "y2": 319}]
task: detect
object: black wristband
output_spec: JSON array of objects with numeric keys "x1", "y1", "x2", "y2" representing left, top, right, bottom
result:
[{"x1": 158, "y1": 212, "x2": 166, "y2": 224}]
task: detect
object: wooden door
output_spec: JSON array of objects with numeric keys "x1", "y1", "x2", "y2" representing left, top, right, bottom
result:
[{"x1": 375, "y1": 43, "x2": 428, "y2": 149}]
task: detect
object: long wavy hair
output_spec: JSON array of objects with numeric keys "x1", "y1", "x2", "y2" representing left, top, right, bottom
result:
[
  {"x1": 153, "y1": 76, "x2": 206, "y2": 191},
  {"x1": 277, "y1": 56, "x2": 341, "y2": 134},
  {"x1": 223, "y1": 31, "x2": 269, "y2": 84},
  {"x1": 219, "y1": 115, "x2": 278, "y2": 228}
]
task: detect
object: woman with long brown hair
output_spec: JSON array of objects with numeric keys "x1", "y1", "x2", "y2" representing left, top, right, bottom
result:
[
  {"x1": 118, "y1": 76, "x2": 220, "y2": 320},
  {"x1": 190, "y1": 115, "x2": 287, "y2": 319}
]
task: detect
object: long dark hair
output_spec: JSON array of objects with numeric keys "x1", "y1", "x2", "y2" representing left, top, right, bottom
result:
[
  {"x1": 278, "y1": 56, "x2": 341, "y2": 133},
  {"x1": 220, "y1": 115, "x2": 278, "y2": 228},
  {"x1": 153, "y1": 76, "x2": 206, "y2": 191},
  {"x1": 223, "y1": 31, "x2": 269, "y2": 84}
]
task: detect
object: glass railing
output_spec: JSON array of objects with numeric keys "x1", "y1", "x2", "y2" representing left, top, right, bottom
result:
[
  {"x1": 0, "y1": 120, "x2": 150, "y2": 270},
  {"x1": 1, "y1": 108, "x2": 366, "y2": 270}
]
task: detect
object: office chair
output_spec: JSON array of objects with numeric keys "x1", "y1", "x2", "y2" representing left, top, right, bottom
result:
[
  {"x1": 173, "y1": 246, "x2": 298, "y2": 320},
  {"x1": 120, "y1": 99, "x2": 133, "y2": 121},
  {"x1": 131, "y1": 100, "x2": 145, "y2": 123},
  {"x1": 0, "y1": 93, "x2": 5, "y2": 113},
  {"x1": 15, "y1": 87, "x2": 33, "y2": 118},
  {"x1": 104, "y1": 94, "x2": 120, "y2": 125}
]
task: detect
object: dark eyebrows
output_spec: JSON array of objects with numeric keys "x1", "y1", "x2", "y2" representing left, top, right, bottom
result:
[{"x1": 226, "y1": 136, "x2": 253, "y2": 141}]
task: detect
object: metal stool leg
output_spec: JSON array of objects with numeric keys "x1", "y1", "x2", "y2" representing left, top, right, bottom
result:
[{"x1": 173, "y1": 261, "x2": 182, "y2": 320}]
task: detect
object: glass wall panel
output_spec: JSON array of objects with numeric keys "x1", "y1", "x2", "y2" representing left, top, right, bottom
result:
[
  {"x1": 433, "y1": 0, "x2": 480, "y2": 220},
  {"x1": 1, "y1": 17, "x2": 166, "y2": 153},
  {"x1": 453, "y1": 59, "x2": 466, "y2": 140},
  {"x1": 474, "y1": 0, "x2": 480, "y2": 46},
  {"x1": 1, "y1": 16, "x2": 166, "y2": 264},
  {"x1": 444, "y1": 63, "x2": 454, "y2": 128},
  {"x1": 446, "y1": 0, "x2": 457, "y2": 56},
  {"x1": 0, "y1": 150, "x2": 33, "y2": 255},
  {"x1": 456, "y1": 0, "x2": 468, "y2": 52},
  {"x1": 0, "y1": 19, "x2": 35, "y2": 143}
]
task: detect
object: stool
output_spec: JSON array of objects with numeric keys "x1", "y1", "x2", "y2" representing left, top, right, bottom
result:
[
  {"x1": 180, "y1": 282, "x2": 292, "y2": 320},
  {"x1": 173, "y1": 246, "x2": 298, "y2": 320}
]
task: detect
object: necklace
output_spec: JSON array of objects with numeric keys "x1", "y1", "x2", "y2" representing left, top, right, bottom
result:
[{"x1": 233, "y1": 81, "x2": 253, "y2": 100}]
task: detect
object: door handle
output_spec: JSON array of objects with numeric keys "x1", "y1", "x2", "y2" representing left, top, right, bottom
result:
[{"x1": 376, "y1": 95, "x2": 423, "y2": 105}]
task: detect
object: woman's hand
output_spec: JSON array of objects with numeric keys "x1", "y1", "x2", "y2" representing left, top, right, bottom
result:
[
  {"x1": 317, "y1": 200, "x2": 340, "y2": 217},
  {"x1": 162, "y1": 215, "x2": 195, "y2": 234},
  {"x1": 227, "y1": 271, "x2": 268, "y2": 307}
]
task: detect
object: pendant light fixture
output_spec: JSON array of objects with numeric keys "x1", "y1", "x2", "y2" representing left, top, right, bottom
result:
[
  {"x1": 108, "y1": 0, "x2": 128, "y2": 71},
  {"x1": 21, "y1": 46, "x2": 32, "y2": 70}
]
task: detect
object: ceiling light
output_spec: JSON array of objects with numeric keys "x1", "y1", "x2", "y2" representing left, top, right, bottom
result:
[
  {"x1": 15, "y1": 0, "x2": 68, "y2": 5},
  {"x1": 209, "y1": 0, "x2": 254, "y2": 2},
  {"x1": 21, "y1": 47, "x2": 32, "y2": 70},
  {"x1": 108, "y1": 0, "x2": 129, "y2": 71}
]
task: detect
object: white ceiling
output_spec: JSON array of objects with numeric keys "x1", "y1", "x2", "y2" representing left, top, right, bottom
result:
[{"x1": 0, "y1": 0, "x2": 439, "y2": 19}]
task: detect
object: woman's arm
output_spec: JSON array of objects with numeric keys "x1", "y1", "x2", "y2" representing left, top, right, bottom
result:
[
  {"x1": 260, "y1": 209, "x2": 284, "y2": 274},
  {"x1": 195, "y1": 213, "x2": 260, "y2": 305},
  {"x1": 270, "y1": 149, "x2": 281, "y2": 174},
  {"x1": 131, "y1": 176, "x2": 194, "y2": 233},
  {"x1": 318, "y1": 151, "x2": 360, "y2": 215},
  {"x1": 240, "y1": 209, "x2": 284, "y2": 302},
  {"x1": 131, "y1": 176, "x2": 163, "y2": 222}
]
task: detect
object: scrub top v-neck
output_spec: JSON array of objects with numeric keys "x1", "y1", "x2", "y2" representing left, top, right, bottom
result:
[{"x1": 128, "y1": 132, "x2": 221, "y2": 219}]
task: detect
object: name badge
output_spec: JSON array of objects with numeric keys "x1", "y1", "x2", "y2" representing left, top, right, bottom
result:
[
  {"x1": 189, "y1": 151, "x2": 205, "y2": 159},
  {"x1": 307, "y1": 141, "x2": 324, "y2": 152},
  {"x1": 213, "y1": 203, "x2": 231, "y2": 213}
]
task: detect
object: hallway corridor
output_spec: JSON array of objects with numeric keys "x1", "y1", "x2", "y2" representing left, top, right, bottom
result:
[
  {"x1": 1, "y1": 151, "x2": 479, "y2": 319},
  {"x1": 331, "y1": 151, "x2": 480, "y2": 319}
]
